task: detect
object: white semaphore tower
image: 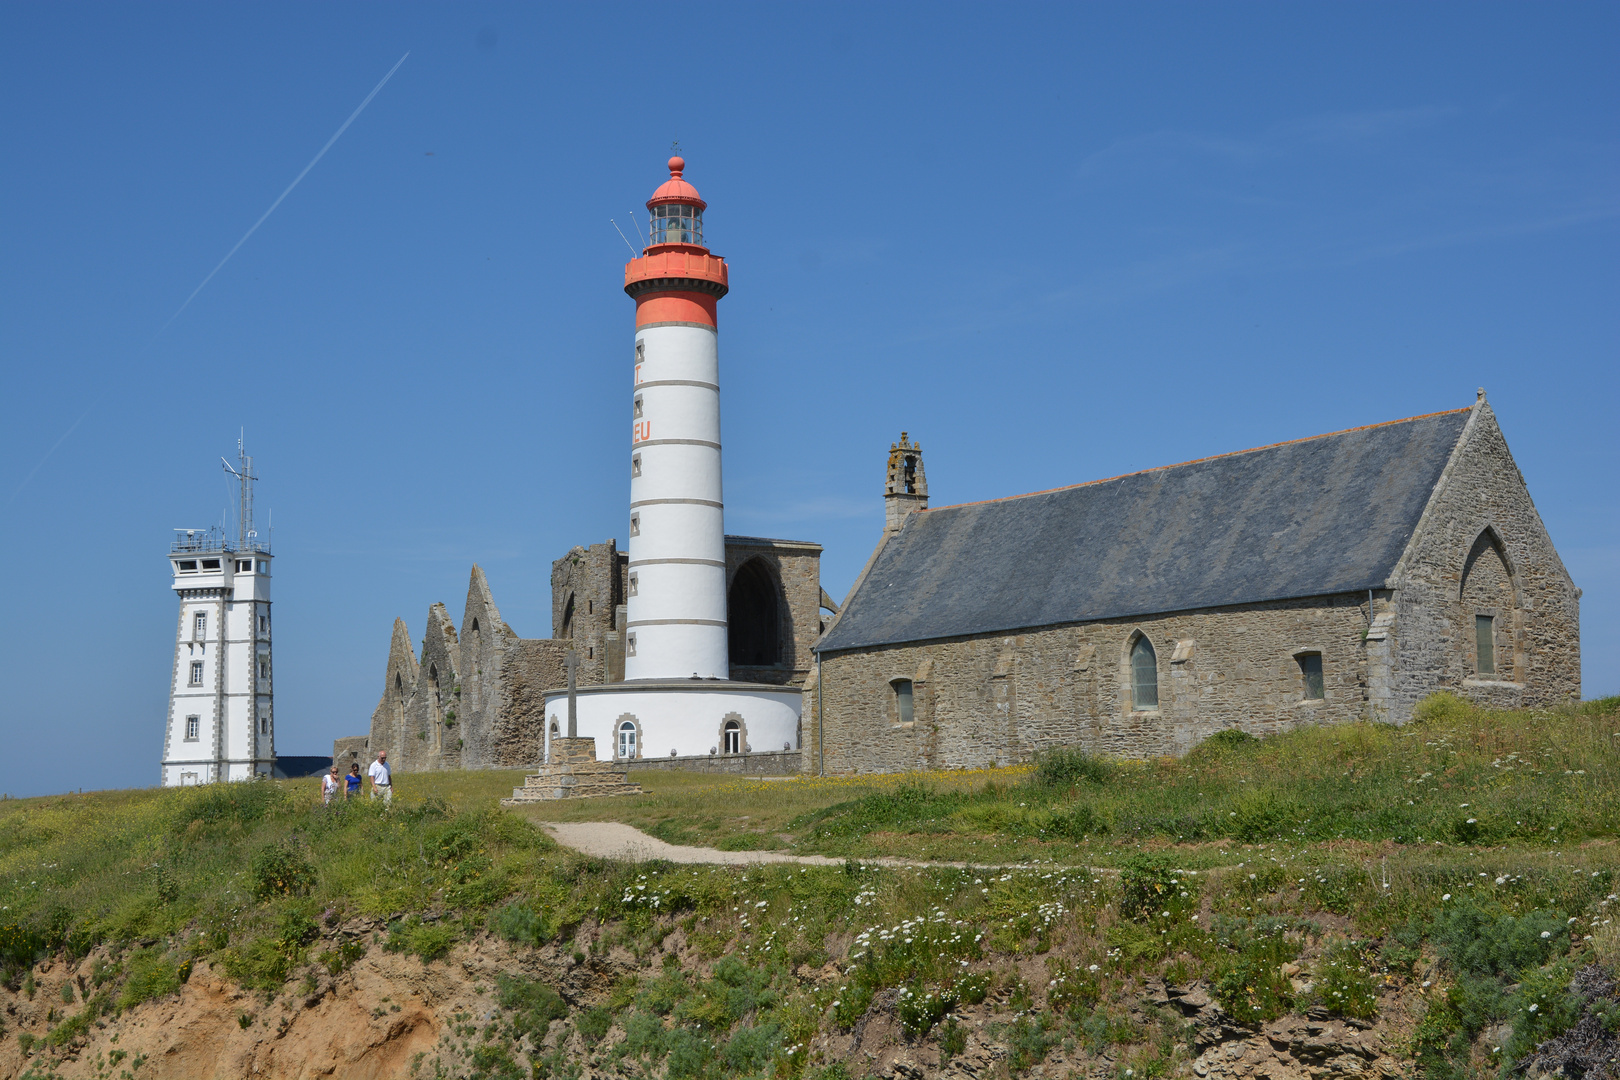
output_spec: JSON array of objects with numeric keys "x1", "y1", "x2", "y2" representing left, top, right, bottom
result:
[
  {"x1": 160, "y1": 440, "x2": 274, "y2": 785},
  {"x1": 623, "y1": 155, "x2": 730, "y2": 680}
]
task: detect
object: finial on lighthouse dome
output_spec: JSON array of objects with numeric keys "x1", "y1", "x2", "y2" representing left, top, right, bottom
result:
[{"x1": 648, "y1": 157, "x2": 707, "y2": 213}]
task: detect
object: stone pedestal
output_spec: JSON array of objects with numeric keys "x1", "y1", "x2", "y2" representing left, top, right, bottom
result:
[{"x1": 500, "y1": 738, "x2": 642, "y2": 803}]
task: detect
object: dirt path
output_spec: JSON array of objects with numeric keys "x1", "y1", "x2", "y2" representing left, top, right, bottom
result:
[{"x1": 540, "y1": 821, "x2": 1083, "y2": 872}]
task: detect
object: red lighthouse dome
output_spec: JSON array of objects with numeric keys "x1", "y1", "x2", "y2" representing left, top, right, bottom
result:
[{"x1": 625, "y1": 156, "x2": 728, "y2": 325}]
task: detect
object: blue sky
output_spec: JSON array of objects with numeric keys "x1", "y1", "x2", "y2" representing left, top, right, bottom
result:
[{"x1": 1, "y1": 3, "x2": 1614, "y2": 797}]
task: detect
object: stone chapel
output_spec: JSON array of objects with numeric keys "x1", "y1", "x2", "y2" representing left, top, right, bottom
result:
[{"x1": 807, "y1": 392, "x2": 1582, "y2": 773}]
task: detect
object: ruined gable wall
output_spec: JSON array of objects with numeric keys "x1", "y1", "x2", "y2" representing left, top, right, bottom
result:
[
  {"x1": 724, "y1": 539, "x2": 822, "y2": 688},
  {"x1": 396, "y1": 604, "x2": 461, "y2": 772},
  {"x1": 366, "y1": 618, "x2": 418, "y2": 766},
  {"x1": 456, "y1": 569, "x2": 517, "y2": 770},
  {"x1": 818, "y1": 594, "x2": 1372, "y2": 774},
  {"x1": 1390, "y1": 403, "x2": 1580, "y2": 717}
]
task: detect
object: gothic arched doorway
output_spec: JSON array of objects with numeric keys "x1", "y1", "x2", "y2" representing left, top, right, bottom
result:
[{"x1": 728, "y1": 559, "x2": 781, "y2": 667}]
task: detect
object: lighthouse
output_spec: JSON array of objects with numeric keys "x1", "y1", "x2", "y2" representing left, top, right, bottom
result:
[
  {"x1": 623, "y1": 157, "x2": 730, "y2": 680},
  {"x1": 533, "y1": 157, "x2": 804, "y2": 771}
]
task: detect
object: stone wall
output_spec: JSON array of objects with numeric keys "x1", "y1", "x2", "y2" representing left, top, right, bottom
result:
[
  {"x1": 331, "y1": 736, "x2": 369, "y2": 774},
  {"x1": 1389, "y1": 399, "x2": 1581, "y2": 717},
  {"x1": 725, "y1": 537, "x2": 823, "y2": 688},
  {"x1": 817, "y1": 593, "x2": 1375, "y2": 773},
  {"x1": 625, "y1": 750, "x2": 801, "y2": 775},
  {"x1": 551, "y1": 542, "x2": 626, "y2": 686}
]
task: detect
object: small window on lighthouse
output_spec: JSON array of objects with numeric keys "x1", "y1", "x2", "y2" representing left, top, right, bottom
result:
[
  {"x1": 632, "y1": 455, "x2": 641, "y2": 478},
  {"x1": 635, "y1": 339, "x2": 644, "y2": 365},
  {"x1": 185, "y1": 715, "x2": 200, "y2": 741},
  {"x1": 194, "y1": 612, "x2": 207, "y2": 639},
  {"x1": 189, "y1": 661, "x2": 204, "y2": 686},
  {"x1": 630, "y1": 513, "x2": 640, "y2": 536},
  {"x1": 626, "y1": 634, "x2": 636, "y2": 657},
  {"x1": 628, "y1": 573, "x2": 638, "y2": 596},
  {"x1": 633, "y1": 395, "x2": 644, "y2": 418}
]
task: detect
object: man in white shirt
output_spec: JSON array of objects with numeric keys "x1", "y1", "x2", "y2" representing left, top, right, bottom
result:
[{"x1": 368, "y1": 750, "x2": 392, "y2": 803}]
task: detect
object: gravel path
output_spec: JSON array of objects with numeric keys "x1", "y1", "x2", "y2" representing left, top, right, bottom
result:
[{"x1": 540, "y1": 821, "x2": 1081, "y2": 872}]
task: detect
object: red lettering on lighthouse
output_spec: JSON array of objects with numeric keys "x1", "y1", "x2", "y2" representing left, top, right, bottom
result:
[{"x1": 633, "y1": 421, "x2": 652, "y2": 443}]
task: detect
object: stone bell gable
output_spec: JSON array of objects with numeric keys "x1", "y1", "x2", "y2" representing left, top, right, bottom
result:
[{"x1": 812, "y1": 396, "x2": 1579, "y2": 773}]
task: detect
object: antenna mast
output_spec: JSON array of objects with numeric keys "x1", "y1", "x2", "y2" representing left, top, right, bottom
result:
[{"x1": 221, "y1": 432, "x2": 258, "y2": 550}]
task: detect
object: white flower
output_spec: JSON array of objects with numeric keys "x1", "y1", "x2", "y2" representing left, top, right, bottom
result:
[
  {"x1": 1541, "y1": 931, "x2": 1552, "y2": 939},
  {"x1": 1528, "y1": 1003, "x2": 1538, "y2": 1012},
  {"x1": 1443, "y1": 894, "x2": 1451, "y2": 901}
]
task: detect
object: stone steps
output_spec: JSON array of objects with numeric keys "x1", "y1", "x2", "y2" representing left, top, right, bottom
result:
[{"x1": 500, "y1": 737, "x2": 642, "y2": 803}]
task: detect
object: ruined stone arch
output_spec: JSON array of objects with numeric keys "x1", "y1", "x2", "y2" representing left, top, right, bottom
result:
[
  {"x1": 1460, "y1": 525, "x2": 1521, "y2": 608},
  {"x1": 560, "y1": 593, "x2": 576, "y2": 639},
  {"x1": 1460, "y1": 525, "x2": 1521, "y2": 681},
  {"x1": 727, "y1": 558, "x2": 783, "y2": 667}
]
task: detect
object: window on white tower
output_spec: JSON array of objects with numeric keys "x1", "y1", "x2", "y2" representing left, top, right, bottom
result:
[
  {"x1": 189, "y1": 660, "x2": 204, "y2": 686},
  {"x1": 258, "y1": 615, "x2": 267, "y2": 633},
  {"x1": 185, "y1": 715, "x2": 200, "y2": 741},
  {"x1": 634, "y1": 395, "x2": 644, "y2": 418},
  {"x1": 618, "y1": 720, "x2": 637, "y2": 759},
  {"x1": 630, "y1": 514, "x2": 640, "y2": 536},
  {"x1": 259, "y1": 658, "x2": 269, "y2": 680},
  {"x1": 632, "y1": 454, "x2": 641, "y2": 477},
  {"x1": 194, "y1": 612, "x2": 206, "y2": 639},
  {"x1": 260, "y1": 716, "x2": 268, "y2": 735}
]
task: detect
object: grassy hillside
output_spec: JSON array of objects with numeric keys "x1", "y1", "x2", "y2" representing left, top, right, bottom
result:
[{"x1": 0, "y1": 694, "x2": 1615, "y2": 1080}]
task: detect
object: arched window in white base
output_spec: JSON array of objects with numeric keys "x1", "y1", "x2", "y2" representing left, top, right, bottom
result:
[
  {"x1": 723, "y1": 720, "x2": 741, "y2": 755},
  {"x1": 618, "y1": 720, "x2": 638, "y2": 760}
]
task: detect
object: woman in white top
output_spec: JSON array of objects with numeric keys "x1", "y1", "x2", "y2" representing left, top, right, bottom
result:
[{"x1": 321, "y1": 765, "x2": 341, "y2": 806}]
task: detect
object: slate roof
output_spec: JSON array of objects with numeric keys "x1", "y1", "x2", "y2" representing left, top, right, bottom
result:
[{"x1": 817, "y1": 408, "x2": 1471, "y2": 653}]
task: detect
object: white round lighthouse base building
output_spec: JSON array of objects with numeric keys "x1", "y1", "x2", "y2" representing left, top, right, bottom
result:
[{"x1": 541, "y1": 681, "x2": 801, "y2": 766}]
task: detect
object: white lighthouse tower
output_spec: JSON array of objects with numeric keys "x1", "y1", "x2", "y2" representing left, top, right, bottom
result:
[
  {"x1": 160, "y1": 440, "x2": 274, "y2": 785},
  {"x1": 623, "y1": 156, "x2": 730, "y2": 680},
  {"x1": 534, "y1": 158, "x2": 801, "y2": 766}
]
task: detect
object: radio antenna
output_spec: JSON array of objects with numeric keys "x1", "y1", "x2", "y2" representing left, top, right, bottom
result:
[
  {"x1": 610, "y1": 218, "x2": 638, "y2": 257},
  {"x1": 627, "y1": 210, "x2": 645, "y2": 246}
]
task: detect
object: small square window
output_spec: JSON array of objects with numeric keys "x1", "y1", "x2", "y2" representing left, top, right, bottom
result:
[
  {"x1": 236, "y1": 560, "x2": 252, "y2": 573},
  {"x1": 201, "y1": 559, "x2": 220, "y2": 571},
  {"x1": 1475, "y1": 615, "x2": 1496, "y2": 675},
  {"x1": 176, "y1": 560, "x2": 197, "y2": 573},
  {"x1": 635, "y1": 340, "x2": 645, "y2": 365},
  {"x1": 628, "y1": 573, "x2": 638, "y2": 596},
  {"x1": 634, "y1": 395, "x2": 644, "y2": 418},
  {"x1": 185, "y1": 715, "x2": 200, "y2": 741},
  {"x1": 258, "y1": 561, "x2": 268, "y2": 573},
  {"x1": 189, "y1": 660, "x2": 204, "y2": 686},
  {"x1": 632, "y1": 454, "x2": 641, "y2": 478},
  {"x1": 260, "y1": 717, "x2": 268, "y2": 735},
  {"x1": 258, "y1": 658, "x2": 269, "y2": 679},
  {"x1": 630, "y1": 513, "x2": 640, "y2": 537},
  {"x1": 626, "y1": 633, "x2": 637, "y2": 657},
  {"x1": 258, "y1": 615, "x2": 267, "y2": 633}
]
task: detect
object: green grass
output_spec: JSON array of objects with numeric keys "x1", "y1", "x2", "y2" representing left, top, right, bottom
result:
[{"x1": 0, "y1": 693, "x2": 1614, "y2": 1080}]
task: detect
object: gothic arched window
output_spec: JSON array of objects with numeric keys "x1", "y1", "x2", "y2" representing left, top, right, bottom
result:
[{"x1": 1130, "y1": 636, "x2": 1159, "y2": 711}]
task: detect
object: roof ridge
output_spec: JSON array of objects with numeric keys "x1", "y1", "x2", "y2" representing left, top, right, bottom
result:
[{"x1": 924, "y1": 406, "x2": 1471, "y2": 514}]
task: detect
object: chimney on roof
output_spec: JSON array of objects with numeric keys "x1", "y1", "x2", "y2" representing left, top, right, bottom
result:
[{"x1": 884, "y1": 432, "x2": 928, "y2": 532}]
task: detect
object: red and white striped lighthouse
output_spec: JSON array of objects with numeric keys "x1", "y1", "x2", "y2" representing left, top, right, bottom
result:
[{"x1": 622, "y1": 157, "x2": 731, "y2": 680}]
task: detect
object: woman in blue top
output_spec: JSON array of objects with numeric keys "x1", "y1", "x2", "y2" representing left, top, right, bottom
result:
[{"x1": 345, "y1": 763, "x2": 363, "y2": 799}]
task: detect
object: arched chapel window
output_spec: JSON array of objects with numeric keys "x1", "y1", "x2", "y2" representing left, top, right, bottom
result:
[
  {"x1": 892, "y1": 679, "x2": 914, "y2": 725},
  {"x1": 618, "y1": 720, "x2": 638, "y2": 760},
  {"x1": 723, "y1": 720, "x2": 741, "y2": 755},
  {"x1": 1297, "y1": 653, "x2": 1324, "y2": 700},
  {"x1": 1130, "y1": 636, "x2": 1159, "y2": 711}
]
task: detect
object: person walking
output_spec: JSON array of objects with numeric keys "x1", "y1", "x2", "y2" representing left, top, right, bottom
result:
[
  {"x1": 368, "y1": 749, "x2": 392, "y2": 803},
  {"x1": 321, "y1": 764, "x2": 340, "y2": 806},
  {"x1": 345, "y1": 762, "x2": 362, "y2": 800}
]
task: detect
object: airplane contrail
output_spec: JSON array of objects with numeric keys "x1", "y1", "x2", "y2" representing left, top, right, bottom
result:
[
  {"x1": 5, "y1": 52, "x2": 410, "y2": 510},
  {"x1": 162, "y1": 50, "x2": 410, "y2": 330}
]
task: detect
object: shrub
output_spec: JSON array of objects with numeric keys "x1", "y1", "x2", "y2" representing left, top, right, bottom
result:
[
  {"x1": 577, "y1": 1004, "x2": 613, "y2": 1046},
  {"x1": 384, "y1": 916, "x2": 455, "y2": 963},
  {"x1": 498, "y1": 973, "x2": 568, "y2": 1044},
  {"x1": 721, "y1": 1022, "x2": 781, "y2": 1072},
  {"x1": 1033, "y1": 746, "x2": 1113, "y2": 787},
  {"x1": 1412, "y1": 691, "x2": 1475, "y2": 725},
  {"x1": 1120, "y1": 853, "x2": 1200, "y2": 923},
  {"x1": 939, "y1": 1017, "x2": 967, "y2": 1061},
  {"x1": 320, "y1": 938, "x2": 366, "y2": 976},
  {"x1": 1210, "y1": 918, "x2": 1301, "y2": 1024},
  {"x1": 250, "y1": 838, "x2": 315, "y2": 900},
  {"x1": 1315, "y1": 940, "x2": 1378, "y2": 1020},
  {"x1": 118, "y1": 947, "x2": 183, "y2": 1008},
  {"x1": 492, "y1": 900, "x2": 551, "y2": 947},
  {"x1": 898, "y1": 985, "x2": 955, "y2": 1038}
]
